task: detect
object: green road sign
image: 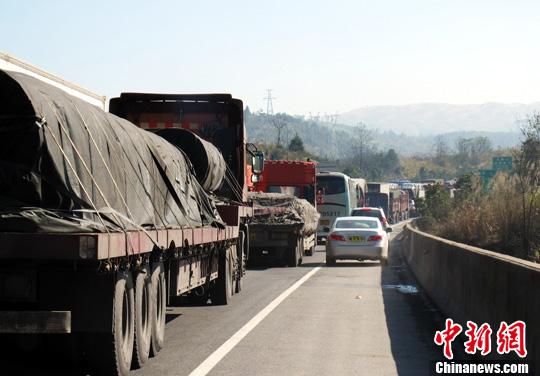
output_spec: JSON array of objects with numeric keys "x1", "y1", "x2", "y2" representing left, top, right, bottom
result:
[{"x1": 492, "y1": 156, "x2": 512, "y2": 171}]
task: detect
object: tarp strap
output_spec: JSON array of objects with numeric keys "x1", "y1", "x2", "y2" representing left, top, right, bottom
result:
[
  {"x1": 40, "y1": 117, "x2": 113, "y2": 253},
  {"x1": 72, "y1": 102, "x2": 163, "y2": 249},
  {"x1": 46, "y1": 101, "x2": 162, "y2": 255},
  {"x1": 115, "y1": 120, "x2": 188, "y2": 227},
  {"x1": 89, "y1": 112, "x2": 167, "y2": 230},
  {"x1": 44, "y1": 102, "x2": 142, "y2": 257}
]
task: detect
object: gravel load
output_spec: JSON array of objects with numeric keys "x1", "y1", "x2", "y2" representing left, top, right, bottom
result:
[{"x1": 248, "y1": 192, "x2": 319, "y2": 235}]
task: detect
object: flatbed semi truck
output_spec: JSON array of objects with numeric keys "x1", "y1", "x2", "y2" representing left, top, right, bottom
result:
[{"x1": 0, "y1": 67, "x2": 262, "y2": 375}]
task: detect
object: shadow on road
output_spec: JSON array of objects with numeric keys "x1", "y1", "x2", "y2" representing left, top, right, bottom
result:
[
  {"x1": 380, "y1": 235, "x2": 445, "y2": 375},
  {"x1": 324, "y1": 261, "x2": 381, "y2": 268},
  {"x1": 0, "y1": 334, "x2": 87, "y2": 375}
]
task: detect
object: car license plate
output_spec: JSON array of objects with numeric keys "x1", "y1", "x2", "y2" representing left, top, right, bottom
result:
[
  {"x1": 348, "y1": 236, "x2": 364, "y2": 242},
  {"x1": 320, "y1": 219, "x2": 330, "y2": 226}
]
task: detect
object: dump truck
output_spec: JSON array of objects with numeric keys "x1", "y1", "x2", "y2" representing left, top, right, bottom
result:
[
  {"x1": 0, "y1": 66, "x2": 263, "y2": 376},
  {"x1": 252, "y1": 160, "x2": 318, "y2": 257},
  {"x1": 247, "y1": 192, "x2": 319, "y2": 266}
]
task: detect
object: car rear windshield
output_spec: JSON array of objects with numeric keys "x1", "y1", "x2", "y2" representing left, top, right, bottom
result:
[
  {"x1": 316, "y1": 175, "x2": 345, "y2": 194},
  {"x1": 351, "y1": 210, "x2": 382, "y2": 220},
  {"x1": 335, "y1": 219, "x2": 378, "y2": 229}
]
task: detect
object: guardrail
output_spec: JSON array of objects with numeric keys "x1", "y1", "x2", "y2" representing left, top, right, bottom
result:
[{"x1": 403, "y1": 222, "x2": 540, "y2": 362}]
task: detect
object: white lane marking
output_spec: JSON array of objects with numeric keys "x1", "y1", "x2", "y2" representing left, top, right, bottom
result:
[{"x1": 189, "y1": 266, "x2": 322, "y2": 376}]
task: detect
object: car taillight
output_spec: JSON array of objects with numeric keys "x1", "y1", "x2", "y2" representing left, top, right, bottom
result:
[
  {"x1": 329, "y1": 233, "x2": 346, "y2": 241},
  {"x1": 367, "y1": 235, "x2": 383, "y2": 241}
]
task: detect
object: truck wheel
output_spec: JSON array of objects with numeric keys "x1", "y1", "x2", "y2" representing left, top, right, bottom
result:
[
  {"x1": 306, "y1": 245, "x2": 314, "y2": 256},
  {"x1": 235, "y1": 233, "x2": 245, "y2": 293},
  {"x1": 133, "y1": 265, "x2": 152, "y2": 368},
  {"x1": 212, "y1": 248, "x2": 232, "y2": 305},
  {"x1": 150, "y1": 261, "x2": 166, "y2": 356},
  {"x1": 89, "y1": 271, "x2": 135, "y2": 376},
  {"x1": 287, "y1": 246, "x2": 299, "y2": 267}
]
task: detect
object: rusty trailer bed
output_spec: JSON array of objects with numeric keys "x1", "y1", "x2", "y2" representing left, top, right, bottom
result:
[{"x1": 0, "y1": 226, "x2": 239, "y2": 260}]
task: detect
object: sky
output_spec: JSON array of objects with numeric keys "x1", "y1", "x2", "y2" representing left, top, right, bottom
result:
[{"x1": 1, "y1": 0, "x2": 540, "y2": 116}]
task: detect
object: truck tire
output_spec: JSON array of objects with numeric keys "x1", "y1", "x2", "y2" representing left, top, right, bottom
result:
[
  {"x1": 89, "y1": 271, "x2": 135, "y2": 376},
  {"x1": 133, "y1": 265, "x2": 152, "y2": 368},
  {"x1": 212, "y1": 248, "x2": 233, "y2": 305},
  {"x1": 287, "y1": 246, "x2": 299, "y2": 267},
  {"x1": 235, "y1": 233, "x2": 245, "y2": 294},
  {"x1": 150, "y1": 261, "x2": 166, "y2": 356},
  {"x1": 305, "y1": 244, "x2": 314, "y2": 256}
]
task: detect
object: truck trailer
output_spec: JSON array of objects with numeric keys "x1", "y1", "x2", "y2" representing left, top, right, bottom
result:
[{"x1": 0, "y1": 69, "x2": 262, "y2": 375}]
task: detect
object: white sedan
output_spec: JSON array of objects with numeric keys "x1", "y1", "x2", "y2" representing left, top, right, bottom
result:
[{"x1": 325, "y1": 216, "x2": 391, "y2": 266}]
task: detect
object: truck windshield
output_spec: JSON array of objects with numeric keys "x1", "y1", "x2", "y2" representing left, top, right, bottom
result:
[{"x1": 316, "y1": 175, "x2": 345, "y2": 195}]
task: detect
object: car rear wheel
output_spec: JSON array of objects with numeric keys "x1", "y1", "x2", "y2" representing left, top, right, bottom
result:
[{"x1": 326, "y1": 256, "x2": 336, "y2": 266}]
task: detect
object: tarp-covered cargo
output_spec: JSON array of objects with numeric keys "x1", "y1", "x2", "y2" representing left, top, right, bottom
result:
[
  {"x1": 0, "y1": 70, "x2": 221, "y2": 233},
  {"x1": 248, "y1": 192, "x2": 319, "y2": 235},
  {"x1": 157, "y1": 128, "x2": 226, "y2": 192}
]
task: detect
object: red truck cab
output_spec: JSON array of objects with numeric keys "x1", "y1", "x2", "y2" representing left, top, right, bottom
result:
[{"x1": 254, "y1": 160, "x2": 317, "y2": 206}]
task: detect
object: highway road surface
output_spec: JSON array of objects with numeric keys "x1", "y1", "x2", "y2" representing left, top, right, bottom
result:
[{"x1": 4, "y1": 221, "x2": 450, "y2": 376}]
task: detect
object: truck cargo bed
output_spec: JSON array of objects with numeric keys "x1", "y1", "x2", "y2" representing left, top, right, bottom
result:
[{"x1": 0, "y1": 225, "x2": 238, "y2": 260}]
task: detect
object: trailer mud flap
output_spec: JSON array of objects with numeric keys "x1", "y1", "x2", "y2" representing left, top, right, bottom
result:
[{"x1": 0, "y1": 311, "x2": 71, "y2": 333}]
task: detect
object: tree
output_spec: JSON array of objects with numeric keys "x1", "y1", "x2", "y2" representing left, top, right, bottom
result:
[
  {"x1": 455, "y1": 137, "x2": 492, "y2": 170},
  {"x1": 513, "y1": 113, "x2": 540, "y2": 258},
  {"x1": 351, "y1": 123, "x2": 373, "y2": 171},
  {"x1": 433, "y1": 136, "x2": 449, "y2": 166},
  {"x1": 383, "y1": 148, "x2": 401, "y2": 176},
  {"x1": 272, "y1": 113, "x2": 288, "y2": 146},
  {"x1": 288, "y1": 134, "x2": 304, "y2": 152}
]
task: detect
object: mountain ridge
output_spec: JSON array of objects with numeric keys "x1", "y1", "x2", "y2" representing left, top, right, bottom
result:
[{"x1": 339, "y1": 102, "x2": 540, "y2": 135}]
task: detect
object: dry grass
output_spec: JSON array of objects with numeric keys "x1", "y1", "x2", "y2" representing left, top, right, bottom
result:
[{"x1": 421, "y1": 174, "x2": 539, "y2": 262}]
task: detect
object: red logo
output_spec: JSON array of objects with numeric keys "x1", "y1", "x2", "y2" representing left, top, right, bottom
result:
[
  {"x1": 434, "y1": 319, "x2": 463, "y2": 360},
  {"x1": 497, "y1": 321, "x2": 527, "y2": 358},
  {"x1": 464, "y1": 321, "x2": 492, "y2": 356},
  {"x1": 435, "y1": 319, "x2": 528, "y2": 359}
]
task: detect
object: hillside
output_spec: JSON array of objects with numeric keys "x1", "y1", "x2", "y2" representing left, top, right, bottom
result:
[{"x1": 244, "y1": 110, "x2": 521, "y2": 158}]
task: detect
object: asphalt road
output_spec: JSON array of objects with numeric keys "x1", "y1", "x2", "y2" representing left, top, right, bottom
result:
[
  {"x1": 137, "y1": 220, "x2": 444, "y2": 376},
  {"x1": 3, "y1": 221, "x2": 447, "y2": 376}
]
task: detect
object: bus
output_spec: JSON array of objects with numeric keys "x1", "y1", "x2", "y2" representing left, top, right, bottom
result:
[{"x1": 316, "y1": 172, "x2": 366, "y2": 243}]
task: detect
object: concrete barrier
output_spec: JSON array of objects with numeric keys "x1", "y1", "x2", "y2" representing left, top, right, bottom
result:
[{"x1": 403, "y1": 222, "x2": 540, "y2": 362}]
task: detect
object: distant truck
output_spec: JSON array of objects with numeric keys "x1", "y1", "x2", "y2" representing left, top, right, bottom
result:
[
  {"x1": 248, "y1": 192, "x2": 319, "y2": 266},
  {"x1": 254, "y1": 159, "x2": 317, "y2": 204},
  {"x1": 366, "y1": 182, "x2": 409, "y2": 223},
  {"x1": 250, "y1": 160, "x2": 319, "y2": 264},
  {"x1": 398, "y1": 190, "x2": 410, "y2": 221}
]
